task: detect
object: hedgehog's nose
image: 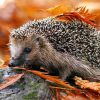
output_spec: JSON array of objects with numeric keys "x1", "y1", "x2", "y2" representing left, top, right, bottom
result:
[
  {"x1": 8, "y1": 60, "x2": 16, "y2": 67},
  {"x1": 8, "y1": 62, "x2": 15, "y2": 67}
]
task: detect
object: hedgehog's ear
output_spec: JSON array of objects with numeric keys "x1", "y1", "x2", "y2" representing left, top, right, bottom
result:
[{"x1": 36, "y1": 37, "x2": 45, "y2": 47}]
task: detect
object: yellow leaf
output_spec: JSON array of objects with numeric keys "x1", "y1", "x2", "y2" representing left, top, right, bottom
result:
[
  {"x1": 47, "y1": 4, "x2": 72, "y2": 16},
  {"x1": 0, "y1": 59, "x2": 4, "y2": 66}
]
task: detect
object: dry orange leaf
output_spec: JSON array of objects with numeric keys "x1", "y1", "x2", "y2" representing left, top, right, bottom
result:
[
  {"x1": 0, "y1": 73, "x2": 24, "y2": 90},
  {"x1": 61, "y1": 95, "x2": 88, "y2": 100},
  {"x1": 50, "y1": 85, "x2": 100, "y2": 100},
  {"x1": 76, "y1": 7, "x2": 98, "y2": 21},
  {"x1": 47, "y1": 4, "x2": 72, "y2": 16},
  {"x1": 56, "y1": 11, "x2": 98, "y2": 28},
  {"x1": 74, "y1": 76, "x2": 100, "y2": 93},
  {"x1": 0, "y1": 65, "x2": 8, "y2": 69}
]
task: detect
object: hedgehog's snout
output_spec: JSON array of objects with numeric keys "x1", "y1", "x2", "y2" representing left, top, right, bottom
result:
[
  {"x1": 8, "y1": 59, "x2": 18, "y2": 67},
  {"x1": 8, "y1": 57, "x2": 25, "y2": 67}
]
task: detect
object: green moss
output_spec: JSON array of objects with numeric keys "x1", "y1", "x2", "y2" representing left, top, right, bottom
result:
[
  {"x1": 23, "y1": 92, "x2": 38, "y2": 100},
  {"x1": 22, "y1": 80, "x2": 43, "y2": 100}
]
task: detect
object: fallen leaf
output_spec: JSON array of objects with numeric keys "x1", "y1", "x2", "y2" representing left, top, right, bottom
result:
[
  {"x1": 74, "y1": 76, "x2": 100, "y2": 93},
  {"x1": 76, "y1": 6, "x2": 98, "y2": 21},
  {"x1": 0, "y1": 73, "x2": 24, "y2": 90},
  {"x1": 0, "y1": 65, "x2": 8, "y2": 69},
  {"x1": 56, "y1": 12, "x2": 98, "y2": 28}
]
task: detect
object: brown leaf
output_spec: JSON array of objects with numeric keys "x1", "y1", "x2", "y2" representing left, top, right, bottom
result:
[
  {"x1": 0, "y1": 73, "x2": 24, "y2": 90},
  {"x1": 55, "y1": 88, "x2": 61, "y2": 100},
  {"x1": 56, "y1": 11, "x2": 99, "y2": 28},
  {"x1": 0, "y1": 65, "x2": 8, "y2": 69},
  {"x1": 76, "y1": 6, "x2": 98, "y2": 21},
  {"x1": 74, "y1": 76, "x2": 100, "y2": 94},
  {"x1": 61, "y1": 94, "x2": 88, "y2": 100}
]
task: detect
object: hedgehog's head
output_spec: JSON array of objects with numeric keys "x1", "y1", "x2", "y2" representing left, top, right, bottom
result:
[{"x1": 8, "y1": 25, "x2": 46, "y2": 68}]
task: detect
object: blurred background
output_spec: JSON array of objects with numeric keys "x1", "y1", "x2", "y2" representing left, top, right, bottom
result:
[{"x1": 0, "y1": 0, "x2": 100, "y2": 66}]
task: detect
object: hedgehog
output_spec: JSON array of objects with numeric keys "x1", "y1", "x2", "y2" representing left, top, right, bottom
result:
[{"x1": 8, "y1": 12, "x2": 100, "y2": 81}]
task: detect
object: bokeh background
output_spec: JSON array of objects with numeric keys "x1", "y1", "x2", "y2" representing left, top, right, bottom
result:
[{"x1": 0, "y1": 0, "x2": 100, "y2": 66}]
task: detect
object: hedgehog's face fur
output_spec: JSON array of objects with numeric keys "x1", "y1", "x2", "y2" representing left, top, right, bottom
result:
[{"x1": 9, "y1": 33, "x2": 45, "y2": 68}]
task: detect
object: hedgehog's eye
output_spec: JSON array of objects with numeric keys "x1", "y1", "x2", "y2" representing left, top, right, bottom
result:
[{"x1": 24, "y1": 47, "x2": 31, "y2": 53}]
